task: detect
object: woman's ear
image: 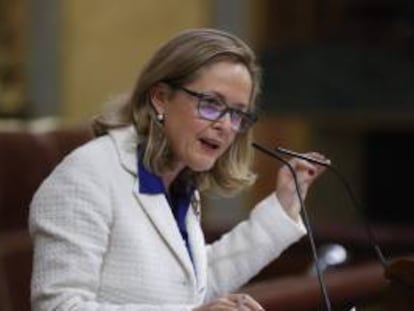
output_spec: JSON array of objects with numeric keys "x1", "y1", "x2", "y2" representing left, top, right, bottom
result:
[{"x1": 149, "y1": 83, "x2": 170, "y2": 115}]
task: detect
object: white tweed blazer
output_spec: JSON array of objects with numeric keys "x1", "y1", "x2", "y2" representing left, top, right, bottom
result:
[{"x1": 29, "y1": 126, "x2": 306, "y2": 311}]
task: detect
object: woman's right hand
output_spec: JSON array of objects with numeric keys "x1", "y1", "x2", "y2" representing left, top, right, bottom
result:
[{"x1": 193, "y1": 293, "x2": 265, "y2": 311}]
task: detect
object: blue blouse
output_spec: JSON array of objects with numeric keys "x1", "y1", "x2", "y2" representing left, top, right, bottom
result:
[{"x1": 137, "y1": 153, "x2": 195, "y2": 261}]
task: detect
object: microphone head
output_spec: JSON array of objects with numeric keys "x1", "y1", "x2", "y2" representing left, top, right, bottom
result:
[{"x1": 275, "y1": 146, "x2": 332, "y2": 167}]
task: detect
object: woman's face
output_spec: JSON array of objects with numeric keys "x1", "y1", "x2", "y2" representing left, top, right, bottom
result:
[{"x1": 152, "y1": 60, "x2": 252, "y2": 174}]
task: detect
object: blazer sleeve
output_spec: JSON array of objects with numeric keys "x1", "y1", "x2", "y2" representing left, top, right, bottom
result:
[
  {"x1": 29, "y1": 148, "x2": 196, "y2": 311},
  {"x1": 204, "y1": 193, "x2": 307, "y2": 301}
]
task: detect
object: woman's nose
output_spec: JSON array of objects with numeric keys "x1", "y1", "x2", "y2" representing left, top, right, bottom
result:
[{"x1": 212, "y1": 111, "x2": 234, "y2": 131}]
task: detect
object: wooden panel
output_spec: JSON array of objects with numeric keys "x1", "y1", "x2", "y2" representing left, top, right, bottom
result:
[{"x1": 0, "y1": 0, "x2": 27, "y2": 117}]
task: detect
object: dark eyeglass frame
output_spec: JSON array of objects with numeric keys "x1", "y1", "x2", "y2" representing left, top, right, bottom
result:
[{"x1": 168, "y1": 84, "x2": 258, "y2": 132}]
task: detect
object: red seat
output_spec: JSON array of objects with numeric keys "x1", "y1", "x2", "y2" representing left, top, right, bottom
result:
[{"x1": 0, "y1": 126, "x2": 93, "y2": 311}]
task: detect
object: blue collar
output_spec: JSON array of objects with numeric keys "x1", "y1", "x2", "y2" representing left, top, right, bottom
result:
[
  {"x1": 138, "y1": 157, "x2": 165, "y2": 194},
  {"x1": 137, "y1": 148, "x2": 195, "y2": 203},
  {"x1": 137, "y1": 147, "x2": 196, "y2": 262}
]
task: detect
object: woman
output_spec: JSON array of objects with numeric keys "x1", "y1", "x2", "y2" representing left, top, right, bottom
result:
[{"x1": 29, "y1": 28, "x2": 328, "y2": 311}]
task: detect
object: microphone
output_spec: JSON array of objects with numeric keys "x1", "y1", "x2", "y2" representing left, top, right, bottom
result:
[
  {"x1": 271, "y1": 144, "x2": 414, "y2": 305},
  {"x1": 252, "y1": 142, "x2": 333, "y2": 311},
  {"x1": 275, "y1": 147, "x2": 331, "y2": 167},
  {"x1": 273, "y1": 145, "x2": 388, "y2": 269}
]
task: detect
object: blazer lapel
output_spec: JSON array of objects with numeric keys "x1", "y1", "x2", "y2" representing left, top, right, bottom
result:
[
  {"x1": 186, "y1": 192, "x2": 207, "y2": 293},
  {"x1": 133, "y1": 186, "x2": 196, "y2": 283},
  {"x1": 110, "y1": 126, "x2": 198, "y2": 284}
]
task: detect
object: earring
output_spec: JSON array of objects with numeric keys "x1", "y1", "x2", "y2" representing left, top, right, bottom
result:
[{"x1": 156, "y1": 113, "x2": 164, "y2": 123}]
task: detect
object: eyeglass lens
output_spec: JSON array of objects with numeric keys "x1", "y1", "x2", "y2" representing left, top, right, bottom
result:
[{"x1": 198, "y1": 99, "x2": 249, "y2": 131}]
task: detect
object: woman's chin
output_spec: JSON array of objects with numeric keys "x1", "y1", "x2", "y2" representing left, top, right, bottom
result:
[{"x1": 188, "y1": 158, "x2": 216, "y2": 172}]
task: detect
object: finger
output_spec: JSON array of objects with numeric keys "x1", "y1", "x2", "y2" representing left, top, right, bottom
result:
[
  {"x1": 195, "y1": 298, "x2": 236, "y2": 311},
  {"x1": 216, "y1": 296, "x2": 238, "y2": 309},
  {"x1": 226, "y1": 293, "x2": 247, "y2": 307},
  {"x1": 235, "y1": 294, "x2": 265, "y2": 311},
  {"x1": 288, "y1": 158, "x2": 319, "y2": 178},
  {"x1": 291, "y1": 155, "x2": 329, "y2": 177}
]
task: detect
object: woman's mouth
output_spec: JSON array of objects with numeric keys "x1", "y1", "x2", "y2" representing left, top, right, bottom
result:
[{"x1": 199, "y1": 138, "x2": 221, "y2": 152}]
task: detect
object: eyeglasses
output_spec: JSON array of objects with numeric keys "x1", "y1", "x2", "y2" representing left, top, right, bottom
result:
[{"x1": 170, "y1": 84, "x2": 257, "y2": 133}]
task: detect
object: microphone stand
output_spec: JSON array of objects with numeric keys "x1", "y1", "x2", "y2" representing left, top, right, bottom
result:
[
  {"x1": 274, "y1": 146, "x2": 414, "y2": 305},
  {"x1": 274, "y1": 147, "x2": 388, "y2": 269},
  {"x1": 252, "y1": 142, "x2": 332, "y2": 311}
]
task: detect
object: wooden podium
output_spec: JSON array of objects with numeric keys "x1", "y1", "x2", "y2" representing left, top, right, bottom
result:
[
  {"x1": 242, "y1": 257, "x2": 414, "y2": 310},
  {"x1": 383, "y1": 257, "x2": 414, "y2": 310}
]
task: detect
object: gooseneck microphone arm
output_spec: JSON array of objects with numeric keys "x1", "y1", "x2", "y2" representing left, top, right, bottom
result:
[
  {"x1": 252, "y1": 142, "x2": 332, "y2": 311},
  {"x1": 274, "y1": 146, "x2": 388, "y2": 268}
]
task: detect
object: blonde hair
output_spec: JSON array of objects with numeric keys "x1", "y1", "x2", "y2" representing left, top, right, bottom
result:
[{"x1": 93, "y1": 28, "x2": 261, "y2": 195}]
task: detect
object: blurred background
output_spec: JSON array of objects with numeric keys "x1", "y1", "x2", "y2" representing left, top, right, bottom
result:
[{"x1": 1, "y1": 0, "x2": 413, "y2": 310}]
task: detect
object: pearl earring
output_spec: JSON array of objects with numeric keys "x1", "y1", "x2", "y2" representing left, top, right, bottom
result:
[{"x1": 156, "y1": 113, "x2": 164, "y2": 123}]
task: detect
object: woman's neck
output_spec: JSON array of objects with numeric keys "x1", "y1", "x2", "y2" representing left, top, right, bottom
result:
[{"x1": 161, "y1": 165, "x2": 185, "y2": 192}]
